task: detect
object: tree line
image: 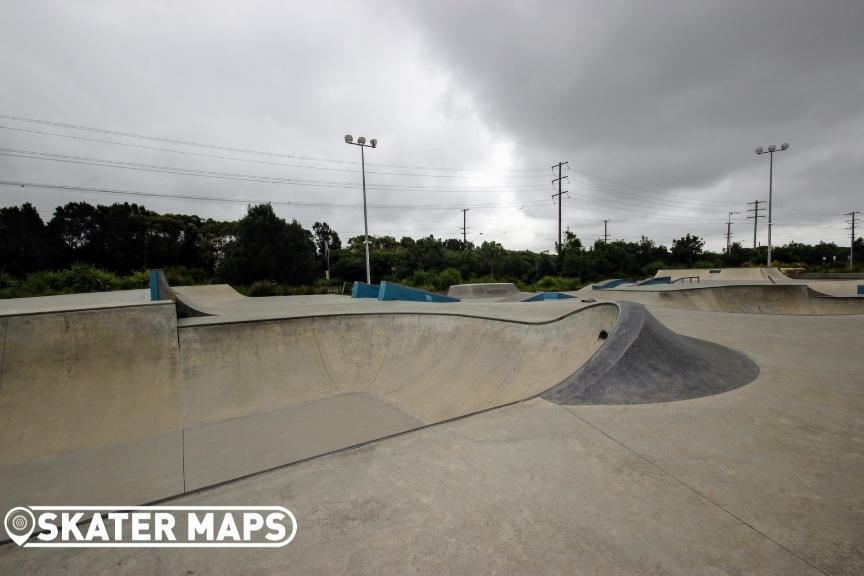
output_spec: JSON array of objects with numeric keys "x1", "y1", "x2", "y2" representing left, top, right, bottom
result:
[{"x1": 0, "y1": 201, "x2": 861, "y2": 297}]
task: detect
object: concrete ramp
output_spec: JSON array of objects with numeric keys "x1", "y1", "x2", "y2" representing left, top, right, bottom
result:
[
  {"x1": 543, "y1": 302, "x2": 759, "y2": 404},
  {"x1": 656, "y1": 267, "x2": 786, "y2": 282},
  {"x1": 447, "y1": 282, "x2": 521, "y2": 299},
  {"x1": 1, "y1": 294, "x2": 760, "y2": 537},
  {"x1": 601, "y1": 284, "x2": 864, "y2": 315}
]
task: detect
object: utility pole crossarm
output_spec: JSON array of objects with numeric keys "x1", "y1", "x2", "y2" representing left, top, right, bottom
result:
[
  {"x1": 845, "y1": 211, "x2": 861, "y2": 271},
  {"x1": 461, "y1": 208, "x2": 470, "y2": 245},
  {"x1": 746, "y1": 200, "x2": 765, "y2": 250},
  {"x1": 551, "y1": 161, "x2": 569, "y2": 252}
]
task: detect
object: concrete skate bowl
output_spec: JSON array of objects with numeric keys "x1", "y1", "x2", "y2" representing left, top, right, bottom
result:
[
  {"x1": 0, "y1": 299, "x2": 758, "y2": 539},
  {"x1": 604, "y1": 284, "x2": 864, "y2": 315}
]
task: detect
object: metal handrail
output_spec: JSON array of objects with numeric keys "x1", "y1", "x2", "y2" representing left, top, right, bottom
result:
[{"x1": 671, "y1": 276, "x2": 700, "y2": 284}]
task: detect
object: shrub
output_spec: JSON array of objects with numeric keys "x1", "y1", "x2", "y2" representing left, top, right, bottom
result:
[
  {"x1": 246, "y1": 280, "x2": 279, "y2": 297},
  {"x1": 434, "y1": 268, "x2": 463, "y2": 291},
  {"x1": 62, "y1": 263, "x2": 117, "y2": 293},
  {"x1": 528, "y1": 275, "x2": 583, "y2": 292}
]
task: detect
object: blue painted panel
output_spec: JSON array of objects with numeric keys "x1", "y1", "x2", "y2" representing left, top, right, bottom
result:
[
  {"x1": 858, "y1": 285, "x2": 864, "y2": 295},
  {"x1": 149, "y1": 270, "x2": 160, "y2": 301},
  {"x1": 636, "y1": 276, "x2": 671, "y2": 286},
  {"x1": 592, "y1": 278, "x2": 633, "y2": 290},
  {"x1": 351, "y1": 281, "x2": 380, "y2": 298},
  {"x1": 525, "y1": 291, "x2": 575, "y2": 301},
  {"x1": 377, "y1": 281, "x2": 460, "y2": 302}
]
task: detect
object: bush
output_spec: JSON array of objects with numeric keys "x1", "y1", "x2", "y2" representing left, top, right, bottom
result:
[
  {"x1": 434, "y1": 268, "x2": 463, "y2": 291},
  {"x1": 116, "y1": 270, "x2": 150, "y2": 290},
  {"x1": 640, "y1": 260, "x2": 665, "y2": 278},
  {"x1": 527, "y1": 275, "x2": 583, "y2": 292},
  {"x1": 247, "y1": 280, "x2": 279, "y2": 297},
  {"x1": 62, "y1": 263, "x2": 117, "y2": 293},
  {"x1": 405, "y1": 270, "x2": 437, "y2": 291}
]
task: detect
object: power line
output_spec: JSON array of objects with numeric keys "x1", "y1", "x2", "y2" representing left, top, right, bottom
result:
[
  {"x1": 0, "y1": 180, "x2": 548, "y2": 211},
  {"x1": 0, "y1": 146, "x2": 558, "y2": 193},
  {"x1": 0, "y1": 124, "x2": 549, "y2": 181},
  {"x1": 0, "y1": 112, "x2": 548, "y2": 173}
]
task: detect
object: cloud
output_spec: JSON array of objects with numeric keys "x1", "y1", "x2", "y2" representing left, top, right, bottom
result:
[{"x1": 1, "y1": 0, "x2": 862, "y2": 251}]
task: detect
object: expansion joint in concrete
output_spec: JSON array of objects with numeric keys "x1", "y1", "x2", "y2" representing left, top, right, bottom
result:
[{"x1": 559, "y1": 406, "x2": 831, "y2": 576}]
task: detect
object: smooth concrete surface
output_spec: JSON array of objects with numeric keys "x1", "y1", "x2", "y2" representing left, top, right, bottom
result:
[
  {"x1": 657, "y1": 266, "x2": 793, "y2": 283},
  {"x1": 1, "y1": 288, "x2": 861, "y2": 574},
  {"x1": 0, "y1": 303, "x2": 181, "y2": 464},
  {"x1": 3, "y1": 304, "x2": 858, "y2": 575},
  {"x1": 184, "y1": 392, "x2": 423, "y2": 490},
  {"x1": 1, "y1": 293, "x2": 622, "y2": 539},
  {"x1": 544, "y1": 302, "x2": 759, "y2": 404},
  {"x1": 566, "y1": 306, "x2": 864, "y2": 576},
  {"x1": 177, "y1": 306, "x2": 618, "y2": 450},
  {"x1": 593, "y1": 283, "x2": 864, "y2": 315},
  {"x1": 0, "y1": 289, "x2": 152, "y2": 315},
  {"x1": 0, "y1": 430, "x2": 183, "y2": 519},
  {"x1": 653, "y1": 267, "x2": 864, "y2": 297},
  {"x1": 447, "y1": 282, "x2": 521, "y2": 299}
]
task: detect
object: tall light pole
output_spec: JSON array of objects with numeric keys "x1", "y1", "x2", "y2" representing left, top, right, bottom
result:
[
  {"x1": 344, "y1": 134, "x2": 377, "y2": 284},
  {"x1": 755, "y1": 143, "x2": 789, "y2": 266}
]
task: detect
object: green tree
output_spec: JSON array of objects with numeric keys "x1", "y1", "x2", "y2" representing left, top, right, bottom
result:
[
  {"x1": 220, "y1": 204, "x2": 315, "y2": 285},
  {"x1": 671, "y1": 234, "x2": 705, "y2": 267},
  {"x1": 0, "y1": 203, "x2": 53, "y2": 275}
]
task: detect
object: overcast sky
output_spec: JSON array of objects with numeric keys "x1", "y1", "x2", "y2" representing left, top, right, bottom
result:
[{"x1": 1, "y1": 0, "x2": 862, "y2": 252}]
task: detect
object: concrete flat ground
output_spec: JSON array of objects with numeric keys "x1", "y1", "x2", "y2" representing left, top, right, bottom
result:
[{"x1": 2, "y1": 303, "x2": 861, "y2": 575}]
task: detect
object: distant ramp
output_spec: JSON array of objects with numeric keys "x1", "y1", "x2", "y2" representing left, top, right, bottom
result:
[{"x1": 601, "y1": 284, "x2": 864, "y2": 315}]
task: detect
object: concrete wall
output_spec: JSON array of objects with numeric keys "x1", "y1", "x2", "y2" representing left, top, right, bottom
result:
[
  {"x1": 0, "y1": 304, "x2": 183, "y2": 538},
  {"x1": 1, "y1": 302, "x2": 619, "y2": 533}
]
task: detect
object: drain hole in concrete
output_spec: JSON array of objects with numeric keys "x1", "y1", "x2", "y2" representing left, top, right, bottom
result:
[{"x1": 598, "y1": 330, "x2": 608, "y2": 340}]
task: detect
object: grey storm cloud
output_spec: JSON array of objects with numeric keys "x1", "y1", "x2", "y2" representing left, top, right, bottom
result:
[{"x1": 1, "y1": 0, "x2": 862, "y2": 251}]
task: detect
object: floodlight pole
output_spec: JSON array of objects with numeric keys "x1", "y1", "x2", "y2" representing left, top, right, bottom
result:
[
  {"x1": 360, "y1": 145, "x2": 370, "y2": 284},
  {"x1": 345, "y1": 135, "x2": 377, "y2": 284},
  {"x1": 755, "y1": 143, "x2": 789, "y2": 266}
]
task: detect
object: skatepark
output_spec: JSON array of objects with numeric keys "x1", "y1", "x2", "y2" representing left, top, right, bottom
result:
[{"x1": 1, "y1": 267, "x2": 862, "y2": 574}]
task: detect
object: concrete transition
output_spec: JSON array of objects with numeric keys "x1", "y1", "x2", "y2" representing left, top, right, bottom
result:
[
  {"x1": 592, "y1": 278, "x2": 633, "y2": 290},
  {"x1": 447, "y1": 282, "x2": 521, "y2": 299},
  {"x1": 597, "y1": 283, "x2": 864, "y2": 315},
  {"x1": 656, "y1": 267, "x2": 793, "y2": 283},
  {"x1": 0, "y1": 280, "x2": 761, "y2": 538},
  {"x1": 543, "y1": 302, "x2": 759, "y2": 404},
  {"x1": 151, "y1": 269, "x2": 216, "y2": 317}
]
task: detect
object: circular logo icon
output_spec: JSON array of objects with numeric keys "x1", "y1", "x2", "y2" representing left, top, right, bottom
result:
[{"x1": 4, "y1": 507, "x2": 36, "y2": 546}]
